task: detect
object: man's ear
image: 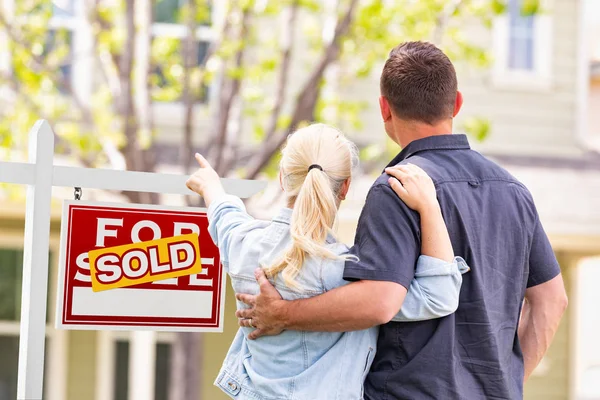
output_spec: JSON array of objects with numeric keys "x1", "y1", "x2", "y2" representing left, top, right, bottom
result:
[
  {"x1": 379, "y1": 96, "x2": 392, "y2": 122},
  {"x1": 453, "y1": 90, "x2": 463, "y2": 117},
  {"x1": 339, "y1": 177, "x2": 351, "y2": 201}
]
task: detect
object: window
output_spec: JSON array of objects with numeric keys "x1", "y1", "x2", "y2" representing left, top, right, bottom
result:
[
  {"x1": 492, "y1": 0, "x2": 552, "y2": 89},
  {"x1": 113, "y1": 341, "x2": 172, "y2": 400},
  {"x1": 44, "y1": 28, "x2": 73, "y2": 94},
  {"x1": 154, "y1": 0, "x2": 182, "y2": 24},
  {"x1": 0, "y1": 250, "x2": 23, "y2": 321},
  {"x1": 0, "y1": 336, "x2": 20, "y2": 400},
  {"x1": 508, "y1": 0, "x2": 534, "y2": 70},
  {"x1": 46, "y1": 0, "x2": 75, "y2": 93},
  {"x1": 153, "y1": 0, "x2": 211, "y2": 25},
  {"x1": 0, "y1": 249, "x2": 52, "y2": 400},
  {"x1": 52, "y1": 0, "x2": 75, "y2": 18}
]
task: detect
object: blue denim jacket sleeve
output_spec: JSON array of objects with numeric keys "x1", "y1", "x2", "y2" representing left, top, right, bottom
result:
[
  {"x1": 391, "y1": 256, "x2": 470, "y2": 322},
  {"x1": 207, "y1": 194, "x2": 254, "y2": 267}
]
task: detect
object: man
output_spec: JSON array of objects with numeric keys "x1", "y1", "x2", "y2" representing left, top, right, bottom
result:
[{"x1": 236, "y1": 41, "x2": 568, "y2": 399}]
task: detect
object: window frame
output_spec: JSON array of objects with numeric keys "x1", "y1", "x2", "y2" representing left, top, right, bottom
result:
[{"x1": 491, "y1": 3, "x2": 553, "y2": 91}]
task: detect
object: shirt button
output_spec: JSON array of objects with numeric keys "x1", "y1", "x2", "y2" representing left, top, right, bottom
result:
[
  {"x1": 468, "y1": 181, "x2": 480, "y2": 188},
  {"x1": 228, "y1": 382, "x2": 238, "y2": 391}
]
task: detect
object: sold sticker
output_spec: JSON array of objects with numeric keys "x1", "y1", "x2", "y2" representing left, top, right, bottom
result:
[{"x1": 88, "y1": 233, "x2": 202, "y2": 292}]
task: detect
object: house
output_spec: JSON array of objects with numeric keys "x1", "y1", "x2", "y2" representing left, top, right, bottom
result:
[{"x1": 0, "y1": 0, "x2": 597, "y2": 399}]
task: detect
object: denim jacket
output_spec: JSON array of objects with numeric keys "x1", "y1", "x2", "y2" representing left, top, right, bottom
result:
[{"x1": 208, "y1": 195, "x2": 469, "y2": 400}]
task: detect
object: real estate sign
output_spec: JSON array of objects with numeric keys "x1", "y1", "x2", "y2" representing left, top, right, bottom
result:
[{"x1": 56, "y1": 201, "x2": 226, "y2": 332}]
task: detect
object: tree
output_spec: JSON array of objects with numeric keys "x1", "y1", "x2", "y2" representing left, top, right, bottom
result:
[
  {"x1": 0, "y1": 0, "x2": 538, "y2": 398},
  {"x1": 0, "y1": 0, "x2": 519, "y2": 191},
  {"x1": 211, "y1": 0, "x2": 511, "y2": 180}
]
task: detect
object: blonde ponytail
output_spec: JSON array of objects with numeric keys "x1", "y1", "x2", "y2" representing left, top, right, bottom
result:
[{"x1": 263, "y1": 124, "x2": 358, "y2": 289}]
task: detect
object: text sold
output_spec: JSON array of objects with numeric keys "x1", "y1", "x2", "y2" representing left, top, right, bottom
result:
[{"x1": 88, "y1": 233, "x2": 202, "y2": 292}]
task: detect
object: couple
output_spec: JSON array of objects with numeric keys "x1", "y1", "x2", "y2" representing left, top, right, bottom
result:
[{"x1": 186, "y1": 41, "x2": 568, "y2": 400}]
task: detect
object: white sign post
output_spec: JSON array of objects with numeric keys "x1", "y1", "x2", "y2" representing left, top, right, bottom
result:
[{"x1": 0, "y1": 120, "x2": 266, "y2": 400}]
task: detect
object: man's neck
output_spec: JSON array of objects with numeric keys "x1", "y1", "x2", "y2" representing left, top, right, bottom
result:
[{"x1": 392, "y1": 118, "x2": 453, "y2": 148}]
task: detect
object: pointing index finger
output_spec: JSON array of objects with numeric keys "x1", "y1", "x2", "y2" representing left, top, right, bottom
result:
[{"x1": 194, "y1": 153, "x2": 211, "y2": 168}]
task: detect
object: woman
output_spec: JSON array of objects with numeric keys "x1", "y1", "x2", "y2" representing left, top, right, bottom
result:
[{"x1": 186, "y1": 124, "x2": 468, "y2": 399}]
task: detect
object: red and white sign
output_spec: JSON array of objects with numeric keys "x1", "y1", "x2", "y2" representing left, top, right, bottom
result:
[{"x1": 55, "y1": 201, "x2": 226, "y2": 332}]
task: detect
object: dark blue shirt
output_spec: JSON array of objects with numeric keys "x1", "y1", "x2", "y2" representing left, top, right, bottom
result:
[{"x1": 344, "y1": 134, "x2": 560, "y2": 400}]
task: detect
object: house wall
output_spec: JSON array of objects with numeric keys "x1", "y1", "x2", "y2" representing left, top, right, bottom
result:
[
  {"x1": 464, "y1": 0, "x2": 582, "y2": 158},
  {"x1": 337, "y1": 0, "x2": 583, "y2": 158},
  {"x1": 589, "y1": 79, "x2": 600, "y2": 141},
  {"x1": 67, "y1": 331, "x2": 97, "y2": 400}
]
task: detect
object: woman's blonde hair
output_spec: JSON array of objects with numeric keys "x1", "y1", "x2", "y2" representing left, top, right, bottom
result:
[{"x1": 263, "y1": 123, "x2": 359, "y2": 289}]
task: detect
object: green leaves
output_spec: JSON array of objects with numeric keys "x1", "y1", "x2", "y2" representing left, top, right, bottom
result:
[
  {"x1": 462, "y1": 116, "x2": 491, "y2": 142},
  {"x1": 521, "y1": 0, "x2": 542, "y2": 16},
  {"x1": 490, "y1": 0, "x2": 508, "y2": 15},
  {"x1": 0, "y1": 0, "x2": 506, "y2": 188}
]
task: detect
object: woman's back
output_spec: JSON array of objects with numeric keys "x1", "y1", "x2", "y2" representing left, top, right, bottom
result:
[{"x1": 209, "y1": 196, "x2": 377, "y2": 399}]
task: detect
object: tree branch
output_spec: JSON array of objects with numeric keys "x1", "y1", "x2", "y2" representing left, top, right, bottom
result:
[
  {"x1": 212, "y1": 5, "x2": 251, "y2": 175},
  {"x1": 264, "y1": 0, "x2": 299, "y2": 142},
  {"x1": 432, "y1": 0, "x2": 464, "y2": 45},
  {"x1": 89, "y1": 0, "x2": 123, "y2": 99},
  {"x1": 194, "y1": 3, "x2": 234, "y2": 161},
  {"x1": 181, "y1": 0, "x2": 200, "y2": 176},
  {"x1": 0, "y1": 72, "x2": 79, "y2": 156},
  {"x1": 244, "y1": 0, "x2": 359, "y2": 179},
  {"x1": 0, "y1": 11, "x2": 95, "y2": 124}
]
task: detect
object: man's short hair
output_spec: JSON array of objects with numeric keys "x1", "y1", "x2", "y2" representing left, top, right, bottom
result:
[{"x1": 380, "y1": 41, "x2": 458, "y2": 125}]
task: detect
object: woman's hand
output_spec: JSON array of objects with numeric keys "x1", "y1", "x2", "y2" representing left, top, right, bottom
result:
[
  {"x1": 186, "y1": 153, "x2": 225, "y2": 206},
  {"x1": 385, "y1": 164, "x2": 439, "y2": 213}
]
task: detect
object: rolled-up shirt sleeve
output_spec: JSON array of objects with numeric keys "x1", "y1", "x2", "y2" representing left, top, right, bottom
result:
[
  {"x1": 527, "y1": 213, "x2": 561, "y2": 288},
  {"x1": 392, "y1": 256, "x2": 470, "y2": 322},
  {"x1": 343, "y1": 184, "x2": 421, "y2": 290}
]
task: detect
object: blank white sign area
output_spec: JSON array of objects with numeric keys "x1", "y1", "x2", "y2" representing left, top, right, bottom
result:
[{"x1": 71, "y1": 287, "x2": 214, "y2": 319}]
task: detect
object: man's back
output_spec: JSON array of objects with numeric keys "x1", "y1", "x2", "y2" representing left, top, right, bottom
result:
[{"x1": 347, "y1": 135, "x2": 561, "y2": 399}]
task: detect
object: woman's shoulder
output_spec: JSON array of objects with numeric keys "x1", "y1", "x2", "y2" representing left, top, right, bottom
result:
[
  {"x1": 267, "y1": 242, "x2": 349, "y2": 298},
  {"x1": 324, "y1": 238, "x2": 350, "y2": 256},
  {"x1": 317, "y1": 242, "x2": 352, "y2": 292}
]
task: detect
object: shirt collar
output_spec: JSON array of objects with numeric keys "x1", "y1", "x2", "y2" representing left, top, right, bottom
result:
[
  {"x1": 385, "y1": 134, "x2": 471, "y2": 168},
  {"x1": 272, "y1": 207, "x2": 293, "y2": 224}
]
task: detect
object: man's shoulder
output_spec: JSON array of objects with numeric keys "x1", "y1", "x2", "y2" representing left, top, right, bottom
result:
[
  {"x1": 409, "y1": 148, "x2": 528, "y2": 188},
  {"x1": 365, "y1": 175, "x2": 407, "y2": 206},
  {"x1": 464, "y1": 151, "x2": 534, "y2": 197},
  {"x1": 359, "y1": 175, "x2": 418, "y2": 223},
  {"x1": 371, "y1": 172, "x2": 394, "y2": 189}
]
